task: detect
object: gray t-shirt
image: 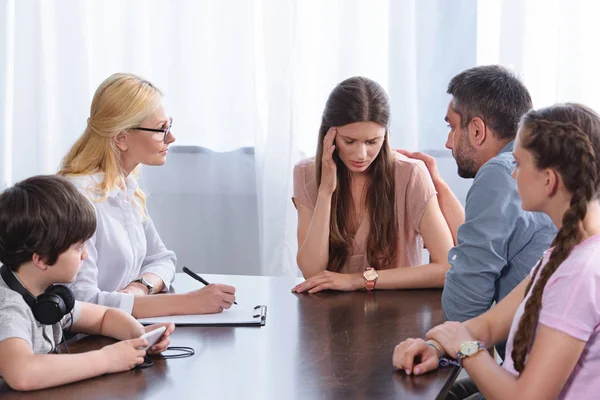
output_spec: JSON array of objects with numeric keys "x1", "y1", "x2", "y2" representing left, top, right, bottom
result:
[{"x1": 0, "y1": 274, "x2": 81, "y2": 354}]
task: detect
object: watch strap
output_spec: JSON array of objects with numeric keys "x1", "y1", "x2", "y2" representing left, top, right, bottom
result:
[
  {"x1": 363, "y1": 268, "x2": 378, "y2": 291},
  {"x1": 456, "y1": 341, "x2": 486, "y2": 364},
  {"x1": 365, "y1": 279, "x2": 376, "y2": 291},
  {"x1": 132, "y1": 277, "x2": 153, "y2": 294}
]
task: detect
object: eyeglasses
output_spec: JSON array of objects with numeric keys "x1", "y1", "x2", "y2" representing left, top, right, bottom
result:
[{"x1": 132, "y1": 117, "x2": 173, "y2": 142}]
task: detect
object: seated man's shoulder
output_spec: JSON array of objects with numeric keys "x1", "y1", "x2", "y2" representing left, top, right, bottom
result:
[
  {"x1": 482, "y1": 150, "x2": 515, "y2": 172},
  {"x1": 473, "y1": 154, "x2": 515, "y2": 189}
]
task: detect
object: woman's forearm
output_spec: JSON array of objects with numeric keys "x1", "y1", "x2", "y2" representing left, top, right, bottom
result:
[
  {"x1": 375, "y1": 261, "x2": 450, "y2": 289},
  {"x1": 297, "y1": 191, "x2": 334, "y2": 278},
  {"x1": 132, "y1": 293, "x2": 189, "y2": 319}
]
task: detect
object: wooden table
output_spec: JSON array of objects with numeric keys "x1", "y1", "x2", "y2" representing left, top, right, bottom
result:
[{"x1": 0, "y1": 274, "x2": 459, "y2": 399}]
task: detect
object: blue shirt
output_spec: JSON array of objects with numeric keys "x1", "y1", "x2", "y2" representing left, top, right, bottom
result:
[{"x1": 442, "y1": 141, "x2": 557, "y2": 355}]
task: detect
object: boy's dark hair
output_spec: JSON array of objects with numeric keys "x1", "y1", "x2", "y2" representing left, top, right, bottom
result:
[
  {"x1": 0, "y1": 175, "x2": 96, "y2": 271},
  {"x1": 447, "y1": 65, "x2": 533, "y2": 140}
]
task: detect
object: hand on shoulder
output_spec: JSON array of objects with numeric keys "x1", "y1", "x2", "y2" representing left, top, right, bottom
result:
[{"x1": 394, "y1": 149, "x2": 442, "y2": 185}]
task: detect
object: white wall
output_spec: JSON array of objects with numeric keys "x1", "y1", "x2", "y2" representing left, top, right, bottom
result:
[{"x1": 140, "y1": 147, "x2": 261, "y2": 275}]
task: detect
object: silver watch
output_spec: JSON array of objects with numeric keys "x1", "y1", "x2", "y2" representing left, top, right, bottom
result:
[{"x1": 132, "y1": 277, "x2": 154, "y2": 294}]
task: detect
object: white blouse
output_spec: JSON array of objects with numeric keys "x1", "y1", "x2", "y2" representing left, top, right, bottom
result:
[{"x1": 67, "y1": 173, "x2": 176, "y2": 314}]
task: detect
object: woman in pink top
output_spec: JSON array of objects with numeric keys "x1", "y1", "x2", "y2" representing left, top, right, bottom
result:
[
  {"x1": 292, "y1": 77, "x2": 453, "y2": 293},
  {"x1": 393, "y1": 103, "x2": 600, "y2": 400}
]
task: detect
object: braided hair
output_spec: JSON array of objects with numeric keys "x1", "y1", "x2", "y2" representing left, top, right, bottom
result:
[{"x1": 511, "y1": 103, "x2": 600, "y2": 372}]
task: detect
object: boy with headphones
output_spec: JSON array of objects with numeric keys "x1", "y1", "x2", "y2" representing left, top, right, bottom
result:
[{"x1": 0, "y1": 175, "x2": 175, "y2": 391}]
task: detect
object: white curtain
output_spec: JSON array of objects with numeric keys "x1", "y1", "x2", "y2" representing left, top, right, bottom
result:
[
  {"x1": 477, "y1": 0, "x2": 600, "y2": 110},
  {"x1": 7, "y1": 0, "x2": 569, "y2": 276}
]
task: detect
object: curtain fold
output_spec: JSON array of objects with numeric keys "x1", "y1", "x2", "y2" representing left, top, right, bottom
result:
[{"x1": 477, "y1": 0, "x2": 600, "y2": 110}]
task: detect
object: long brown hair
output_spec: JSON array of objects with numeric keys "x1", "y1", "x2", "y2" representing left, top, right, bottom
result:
[
  {"x1": 511, "y1": 103, "x2": 600, "y2": 372},
  {"x1": 315, "y1": 77, "x2": 397, "y2": 272}
]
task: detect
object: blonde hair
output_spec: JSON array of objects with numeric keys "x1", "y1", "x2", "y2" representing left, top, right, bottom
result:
[{"x1": 59, "y1": 73, "x2": 163, "y2": 213}]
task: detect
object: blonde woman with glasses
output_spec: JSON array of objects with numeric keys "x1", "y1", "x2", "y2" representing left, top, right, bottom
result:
[{"x1": 59, "y1": 73, "x2": 236, "y2": 319}]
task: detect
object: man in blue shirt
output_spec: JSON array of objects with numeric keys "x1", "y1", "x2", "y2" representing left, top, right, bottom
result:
[{"x1": 403, "y1": 65, "x2": 556, "y2": 360}]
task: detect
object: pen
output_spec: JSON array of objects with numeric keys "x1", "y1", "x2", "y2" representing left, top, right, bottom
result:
[{"x1": 182, "y1": 266, "x2": 238, "y2": 305}]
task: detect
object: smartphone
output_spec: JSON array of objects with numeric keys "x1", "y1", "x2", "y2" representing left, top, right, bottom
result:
[{"x1": 139, "y1": 326, "x2": 167, "y2": 351}]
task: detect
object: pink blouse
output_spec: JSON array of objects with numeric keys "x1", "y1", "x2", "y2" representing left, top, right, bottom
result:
[{"x1": 293, "y1": 154, "x2": 436, "y2": 273}]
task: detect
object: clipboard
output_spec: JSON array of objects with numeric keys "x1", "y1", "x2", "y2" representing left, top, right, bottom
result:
[{"x1": 138, "y1": 305, "x2": 267, "y2": 327}]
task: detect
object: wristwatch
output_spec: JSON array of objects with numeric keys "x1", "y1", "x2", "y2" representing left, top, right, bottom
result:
[
  {"x1": 363, "y1": 267, "x2": 379, "y2": 291},
  {"x1": 132, "y1": 277, "x2": 154, "y2": 294},
  {"x1": 456, "y1": 341, "x2": 485, "y2": 363}
]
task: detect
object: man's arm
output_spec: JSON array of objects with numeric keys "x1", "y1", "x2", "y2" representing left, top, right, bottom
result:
[
  {"x1": 442, "y1": 163, "x2": 519, "y2": 322},
  {"x1": 395, "y1": 150, "x2": 464, "y2": 244},
  {"x1": 434, "y1": 179, "x2": 465, "y2": 245}
]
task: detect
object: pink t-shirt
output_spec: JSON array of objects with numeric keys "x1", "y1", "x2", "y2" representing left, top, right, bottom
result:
[
  {"x1": 503, "y1": 234, "x2": 600, "y2": 399},
  {"x1": 292, "y1": 154, "x2": 436, "y2": 273}
]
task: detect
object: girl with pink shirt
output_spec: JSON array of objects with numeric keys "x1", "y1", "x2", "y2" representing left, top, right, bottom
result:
[
  {"x1": 393, "y1": 103, "x2": 600, "y2": 399},
  {"x1": 292, "y1": 77, "x2": 453, "y2": 293}
]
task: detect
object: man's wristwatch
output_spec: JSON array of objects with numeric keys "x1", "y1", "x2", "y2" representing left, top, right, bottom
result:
[
  {"x1": 456, "y1": 341, "x2": 485, "y2": 364},
  {"x1": 363, "y1": 267, "x2": 379, "y2": 291},
  {"x1": 132, "y1": 277, "x2": 154, "y2": 294}
]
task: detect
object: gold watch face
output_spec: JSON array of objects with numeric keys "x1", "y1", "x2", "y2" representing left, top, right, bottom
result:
[
  {"x1": 460, "y1": 341, "x2": 480, "y2": 356},
  {"x1": 363, "y1": 268, "x2": 379, "y2": 281}
]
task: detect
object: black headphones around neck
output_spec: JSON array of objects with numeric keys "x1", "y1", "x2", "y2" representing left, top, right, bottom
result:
[{"x1": 0, "y1": 265, "x2": 74, "y2": 325}]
